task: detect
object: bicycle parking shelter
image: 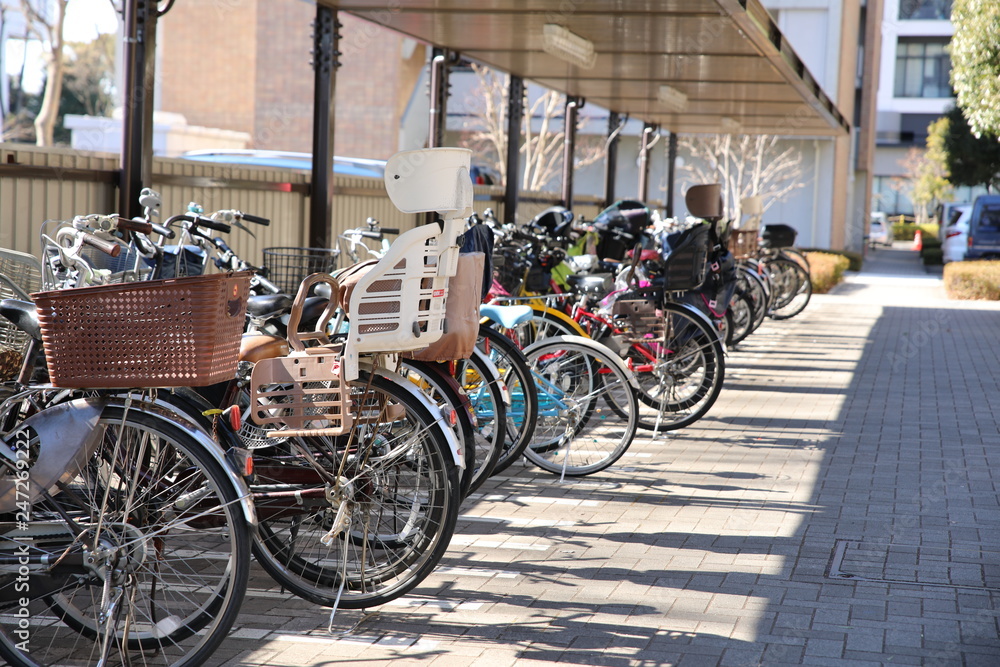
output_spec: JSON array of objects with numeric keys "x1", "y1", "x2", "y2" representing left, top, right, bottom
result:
[{"x1": 116, "y1": 0, "x2": 850, "y2": 245}]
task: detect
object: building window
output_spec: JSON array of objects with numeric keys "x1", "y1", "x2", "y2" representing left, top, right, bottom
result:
[
  {"x1": 898, "y1": 0, "x2": 952, "y2": 20},
  {"x1": 894, "y1": 38, "x2": 952, "y2": 98}
]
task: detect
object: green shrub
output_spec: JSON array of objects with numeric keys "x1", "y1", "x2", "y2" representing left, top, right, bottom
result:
[
  {"x1": 806, "y1": 252, "x2": 850, "y2": 294},
  {"x1": 943, "y1": 261, "x2": 1000, "y2": 299},
  {"x1": 892, "y1": 222, "x2": 939, "y2": 242},
  {"x1": 893, "y1": 222, "x2": 916, "y2": 241},
  {"x1": 799, "y1": 248, "x2": 863, "y2": 271}
]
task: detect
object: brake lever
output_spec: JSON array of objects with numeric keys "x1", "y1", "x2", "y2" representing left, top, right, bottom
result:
[{"x1": 231, "y1": 219, "x2": 257, "y2": 239}]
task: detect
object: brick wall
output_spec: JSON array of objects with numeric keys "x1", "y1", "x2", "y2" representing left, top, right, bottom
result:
[
  {"x1": 157, "y1": 0, "x2": 421, "y2": 159},
  {"x1": 158, "y1": 0, "x2": 258, "y2": 136}
]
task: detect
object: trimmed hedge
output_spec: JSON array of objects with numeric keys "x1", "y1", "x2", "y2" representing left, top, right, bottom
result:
[
  {"x1": 920, "y1": 234, "x2": 943, "y2": 266},
  {"x1": 943, "y1": 261, "x2": 1000, "y2": 300},
  {"x1": 806, "y1": 252, "x2": 850, "y2": 294},
  {"x1": 800, "y1": 248, "x2": 863, "y2": 271}
]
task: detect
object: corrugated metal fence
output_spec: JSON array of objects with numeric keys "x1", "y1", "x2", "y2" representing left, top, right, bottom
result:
[{"x1": 1, "y1": 144, "x2": 614, "y2": 270}]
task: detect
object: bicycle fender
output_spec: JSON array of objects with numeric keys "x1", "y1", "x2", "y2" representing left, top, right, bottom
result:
[
  {"x1": 669, "y1": 300, "x2": 717, "y2": 334},
  {"x1": 522, "y1": 335, "x2": 638, "y2": 389},
  {"x1": 0, "y1": 398, "x2": 104, "y2": 513},
  {"x1": 100, "y1": 397, "x2": 258, "y2": 528},
  {"x1": 371, "y1": 366, "x2": 466, "y2": 470},
  {"x1": 471, "y1": 347, "x2": 511, "y2": 405}
]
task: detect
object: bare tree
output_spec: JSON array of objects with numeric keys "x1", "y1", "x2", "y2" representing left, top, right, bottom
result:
[
  {"x1": 678, "y1": 134, "x2": 809, "y2": 223},
  {"x1": 462, "y1": 63, "x2": 604, "y2": 192},
  {"x1": 1, "y1": 0, "x2": 70, "y2": 146}
]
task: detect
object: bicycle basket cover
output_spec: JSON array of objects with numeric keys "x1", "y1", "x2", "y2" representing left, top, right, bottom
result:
[
  {"x1": 761, "y1": 224, "x2": 797, "y2": 248},
  {"x1": 658, "y1": 224, "x2": 709, "y2": 291},
  {"x1": 593, "y1": 200, "x2": 651, "y2": 261}
]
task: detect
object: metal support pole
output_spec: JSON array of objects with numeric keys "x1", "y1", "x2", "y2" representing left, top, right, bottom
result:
[
  {"x1": 561, "y1": 97, "x2": 580, "y2": 208},
  {"x1": 503, "y1": 76, "x2": 524, "y2": 225},
  {"x1": 426, "y1": 48, "x2": 450, "y2": 225},
  {"x1": 119, "y1": 0, "x2": 154, "y2": 220},
  {"x1": 428, "y1": 48, "x2": 448, "y2": 148},
  {"x1": 309, "y1": 6, "x2": 341, "y2": 249},
  {"x1": 637, "y1": 123, "x2": 656, "y2": 203},
  {"x1": 666, "y1": 132, "x2": 678, "y2": 218},
  {"x1": 603, "y1": 111, "x2": 622, "y2": 208}
]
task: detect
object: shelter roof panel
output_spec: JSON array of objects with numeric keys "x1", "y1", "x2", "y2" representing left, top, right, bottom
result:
[{"x1": 326, "y1": 0, "x2": 850, "y2": 136}]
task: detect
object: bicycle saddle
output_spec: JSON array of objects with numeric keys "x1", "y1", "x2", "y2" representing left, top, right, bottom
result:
[
  {"x1": 0, "y1": 298, "x2": 41, "y2": 341},
  {"x1": 480, "y1": 304, "x2": 533, "y2": 328},
  {"x1": 246, "y1": 293, "x2": 294, "y2": 319}
]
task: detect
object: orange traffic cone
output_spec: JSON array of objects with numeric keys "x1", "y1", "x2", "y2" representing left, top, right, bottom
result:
[{"x1": 912, "y1": 229, "x2": 922, "y2": 251}]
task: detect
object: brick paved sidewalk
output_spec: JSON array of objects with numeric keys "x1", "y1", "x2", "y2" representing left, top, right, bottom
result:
[{"x1": 218, "y1": 247, "x2": 1000, "y2": 667}]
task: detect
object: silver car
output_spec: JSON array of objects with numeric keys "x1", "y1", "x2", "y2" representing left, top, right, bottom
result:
[{"x1": 869, "y1": 213, "x2": 893, "y2": 247}]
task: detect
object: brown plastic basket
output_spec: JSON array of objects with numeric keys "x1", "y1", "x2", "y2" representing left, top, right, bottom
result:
[
  {"x1": 728, "y1": 229, "x2": 759, "y2": 260},
  {"x1": 32, "y1": 272, "x2": 250, "y2": 388}
]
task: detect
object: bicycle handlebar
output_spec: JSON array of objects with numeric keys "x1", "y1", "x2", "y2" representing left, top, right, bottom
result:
[
  {"x1": 151, "y1": 222, "x2": 175, "y2": 239},
  {"x1": 165, "y1": 213, "x2": 232, "y2": 234},
  {"x1": 115, "y1": 218, "x2": 154, "y2": 235},
  {"x1": 380, "y1": 227, "x2": 399, "y2": 235}
]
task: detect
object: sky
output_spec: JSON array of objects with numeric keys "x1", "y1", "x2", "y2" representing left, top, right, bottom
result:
[{"x1": 4, "y1": 0, "x2": 120, "y2": 94}]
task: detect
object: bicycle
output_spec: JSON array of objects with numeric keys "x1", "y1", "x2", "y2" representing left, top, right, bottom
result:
[{"x1": 0, "y1": 223, "x2": 255, "y2": 666}]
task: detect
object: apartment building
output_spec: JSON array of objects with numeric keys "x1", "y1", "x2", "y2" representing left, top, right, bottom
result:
[{"x1": 872, "y1": 0, "x2": 974, "y2": 215}]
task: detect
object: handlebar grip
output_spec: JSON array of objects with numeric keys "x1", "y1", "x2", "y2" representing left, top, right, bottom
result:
[
  {"x1": 151, "y1": 223, "x2": 175, "y2": 239},
  {"x1": 380, "y1": 227, "x2": 400, "y2": 235},
  {"x1": 360, "y1": 231, "x2": 383, "y2": 239},
  {"x1": 82, "y1": 233, "x2": 121, "y2": 258},
  {"x1": 116, "y1": 218, "x2": 154, "y2": 235},
  {"x1": 241, "y1": 213, "x2": 270, "y2": 226},
  {"x1": 194, "y1": 215, "x2": 232, "y2": 233}
]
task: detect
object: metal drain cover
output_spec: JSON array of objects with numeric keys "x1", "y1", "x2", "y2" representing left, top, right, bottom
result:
[{"x1": 827, "y1": 540, "x2": 1000, "y2": 591}]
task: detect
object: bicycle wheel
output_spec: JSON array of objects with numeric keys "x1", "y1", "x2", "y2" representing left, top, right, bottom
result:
[
  {"x1": 779, "y1": 248, "x2": 811, "y2": 272},
  {"x1": 454, "y1": 350, "x2": 507, "y2": 494},
  {"x1": 522, "y1": 336, "x2": 638, "y2": 476},
  {"x1": 401, "y1": 359, "x2": 478, "y2": 500},
  {"x1": 0, "y1": 404, "x2": 251, "y2": 667},
  {"x1": 738, "y1": 265, "x2": 769, "y2": 334},
  {"x1": 477, "y1": 326, "x2": 538, "y2": 476},
  {"x1": 768, "y1": 258, "x2": 812, "y2": 320},
  {"x1": 631, "y1": 303, "x2": 726, "y2": 432},
  {"x1": 249, "y1": 370, "x2": 460, "y2": 609}
]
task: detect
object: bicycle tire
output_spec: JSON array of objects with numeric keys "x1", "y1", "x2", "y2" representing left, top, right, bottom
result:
[
  {"x1": 522, "y1": 336, "x2": 638, "y2": 476},
  {"x1": 477, "y1": 325, "x2": 538, "y2": 476},
  {"x1": 249, "y1": 370, "x2": 460, "y2": 609},
  {"x1": 453, "y1": 350, "x2": 507, "y2": 494},
  {"x1": 726, "y1": 287, "x2": 755, "y2": 347},
  {"x1": 630, "y1": 303, "x2": 726, "y2": 432},
  {"x1": 768, "y1": 258, "x2": 812, "y2": 320},
  {"x1": 0, "y1": 405, "x2": 251, "y2": 667}
]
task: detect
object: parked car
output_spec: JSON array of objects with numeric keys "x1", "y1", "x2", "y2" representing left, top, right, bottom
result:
[
  {"x1": 935, "y1": 201, "x2": 970, "y2": 242},
  {"x1": 966, "y1": 195, "x2": 1000, "y2": 260},
  {"x1": 868, "y1": 212, "x2": 893, "y2": 248},
  {"x1": 180, "y1": 150, "x2": 388, "y2": 178},
  {"x1": 941, "y1": 204, "x2": 972, "y2": 263}
]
